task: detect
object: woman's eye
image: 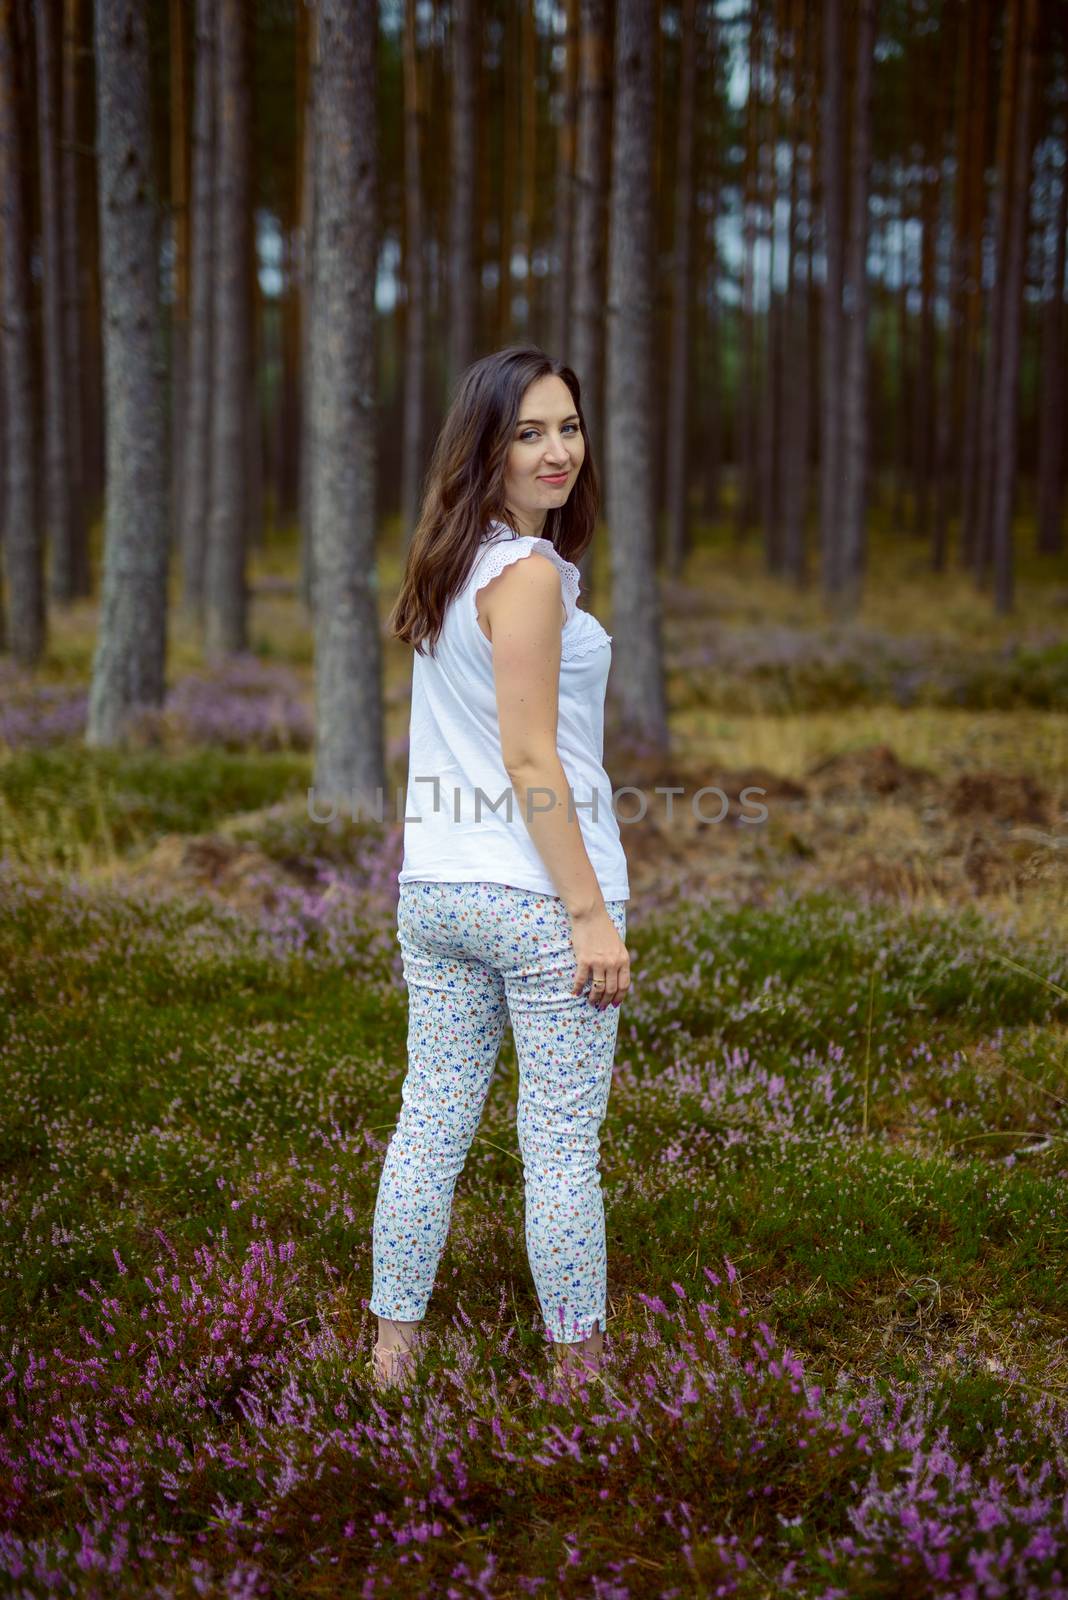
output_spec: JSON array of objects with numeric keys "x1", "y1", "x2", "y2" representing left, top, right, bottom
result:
[{"x1": 519, "y1": 424, "x2": 578, "y2": 442}]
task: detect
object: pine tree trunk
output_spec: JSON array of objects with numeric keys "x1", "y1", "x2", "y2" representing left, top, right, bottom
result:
[
  {"x1": 570, "y1": 0, "x2": 612, "y2": 602},
  {"x1": 991, "y1": 0, "x2": 1039, "y2": 615},
  {"x1": 180, "y1": 0, "x2": 215, "y2": 619},
  {"x1": 61, "y1": 0, "x2": 90, "y2": 596},
  {"x1": 760, "y1": 0, "x2": 782, "y2": 574},
  {"x1": 35, "y1": 0, "x2": 77, "y2": 605},
  {"x1": 497, "y1": 1, "x2": 516, "y2": 340},
  {"x1": 299, "y1": 0, "x2": 317, "y2": 611},
  {"x1": 696, "y1": 5, "x2": 722, "y2": 531},
  {"x1": 401, "y1": 0, "x2": 428, "y2": 543},
  {"x1": 86, "y1": 0, "x2": 170, "y2": 745},
  {"x1": 274, "y1": 12, "x2": 304, "y2": 529},
  {"x1": 735, "y1": 0, "x2": 759, "y2": 542},
  {"x1": 604, "y1": 0, "x2": 668, "y2": 758},
  {"x1": 1036, "y1": 137, "x2": 1067, "y2": 555},
  {"x1": 837, "y1": 0, "x2": 876, "y2": 608},
  {"x1": 446, "y1": 0, "x2": 478, "y2": 389},
  {"x1": 819, "y1": 0, "x2": 845, "y2": 598},
  {"x1": 0, "y1": 0, "x2": 45, "y2": 662},
  {"x1": 973, "y1": 0, "x2": 1019, "y2": 585},
  {"x1": 549, "y1": 0, "x2": 579, "y2": 365},
  {"x1": 310, "y1": 0, "x2": 386, "y2": 806},
  {"x1": 664, "y1": 0, "x2": 696, "y2": 579},
  {"x1": 932, "y1": 0, "x2": 970, "y2": 573},
  {"x1": 958, "y1": 0, "x2": 991, "y2": 569},
  {"x1": 170, "y1": 0, "x2": 190, "y2": 580},
  {"x1": 781, "y1": 0, "x2": 810, "y2": 586},
  {"x1": 205, "y1": 0, "x2": 253, "y2": 659},
  {"x1": 518, "y1": 0, "x2": 536, "y2": 339}
]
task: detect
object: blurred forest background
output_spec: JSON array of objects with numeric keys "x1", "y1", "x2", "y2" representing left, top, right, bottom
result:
[
  {"x1": 0, "y1": 0, "x2": 1065, "y2": 757},
  {"x1": 3, "y1": 7, "x2": 1068, "y2": 1592}
]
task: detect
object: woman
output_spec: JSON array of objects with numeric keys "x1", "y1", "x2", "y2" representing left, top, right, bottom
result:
[{"x1": 372, "y1": 345, "x2": 632, "y2": 1391}]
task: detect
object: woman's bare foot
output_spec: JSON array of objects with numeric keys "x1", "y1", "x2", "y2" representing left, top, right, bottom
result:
[
  {"x1": 553, "y1": 1322, "x2": 604, "y2": 1386},
  {"x1": 372, "y1": 1316, "x2": 424, "y2": 1391}
]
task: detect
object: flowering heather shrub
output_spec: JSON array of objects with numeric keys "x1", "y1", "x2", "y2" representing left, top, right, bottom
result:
[
  {"x1": 667, "y1": 626, "x2": 1068, "y2": 713},
  {"x1": 1, "y1": 1248, "x2": 1065, "y2": 1597},
  {"x1": 0, "y1": 683, "x2": 90, "y2": 748},
  {"x1": 1, "y1": 861, "x2": 1066, "y2": 1596},
  {"x1": 0, "y1": 656, "x2": 312, "y2": 752}
]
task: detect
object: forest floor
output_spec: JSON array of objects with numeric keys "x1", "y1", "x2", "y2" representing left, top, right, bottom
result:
[{"x1": 0, "y1": 519, "x2": 1065, "y2": 1596}]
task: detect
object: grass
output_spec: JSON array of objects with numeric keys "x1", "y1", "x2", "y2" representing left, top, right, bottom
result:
[
  {"x1": 1, "y1": 516, "x2": 1066, "y2": 1595},
  {"x1": 1, "y1": 846, "x2": 1065, "y2": 1595}
]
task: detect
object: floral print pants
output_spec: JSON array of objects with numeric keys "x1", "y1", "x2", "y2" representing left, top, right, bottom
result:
[{"x1": 370, "y1": 879, "x2": 627, "y2": 1344}]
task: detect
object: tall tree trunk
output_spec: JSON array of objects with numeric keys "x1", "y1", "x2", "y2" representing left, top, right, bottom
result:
[
  {"x1": 204, "y1": 0, "x2": 252, "y2": 659},
  {"x1": 180, "y1": 0, "x2": 214, "y2": 619},
  {"x1": 892, "y1": 158, "x2": 910, "y2": 530},
  {"x1": 1036, "y1": 132, "x2": 1067, "y2": 556},
  {"x1": 912, "y1": 5, "x2": 940, "y2": 545},
  {"x1": 604, "y1": 0, "x2": 668, "y2": 758},
  {"x1": 169, "y1": 0, "x2": 190, "y2": 576},
  {"x1": 35, "y1": 0, "x2": 77, "y2": 605},
  {"x1": 274, "y1": 8, "x2": 305, "y2": 530},
  {"x1": 401, "y1": 0, "x2": 428, "y2": 542},
  {"x1": 518, "y1": 0, "x2": 535, "y2": 338},
  {"x1": 663, "y1": 0, "x2": 696, "y2": 579},
  {"x1": 79, "y1": 8, "x2": 106, "y2": 526},
  {"x1": 781, "y1": 0, "x2": 810, "y2": 586},
  {"x1": 496, "y1": 1, "x2": 516, "y2": 340},
  {"x1": 0, "y1": 0, "x2": 44, "y2": 662},
  {"x1": 759, "y1": 0, "x2": 782, "y2": 573},
  {"x1": 818, "y1": 0, "x2": 845, "y2": 597},
  {"x1": 549, "y1": 0, "x2": 579, "y2": 365},
  {"x1": 310, "y1": 0, "x2": 386, "y2": 806},
  {"x1": 86, "y1": 0, "x2": 170, "y2": 745},
  {"x1": 735, "y1": 0, "x2": 759, "y2": 542},
  {"x1": 247, "y1": 177, "x2": 264, "y2": 555},
  {"x1": 61, "y1": 0, "x2": 89, "y2": 596},
  {"x1": 990, "y1": 0, "x2": 1039, "y2": 615},
  {"x1": 299, "y1": 0, "x2": 317, "y2": 610},
  {"x1": 696, "y1": 1, "x2": 722, "y2": 531},
  {"x1": 973, "y1": 0, "x2": 1019, "y2": 585},
  {"x1": 446, "y1": 0, "x2": 478, "y2": 389},
  {"x1": 932, "y1": 0, "x2": 970, "y2": 573},
  {"x1": 958, "y1": 0, "x2": 991, "y2": 569},
  {"x1": 569, "y1": 0, "x2": 612, "y2": 603},
  {"x1": 837, "y1": 0, "x2": 877, "y2": 607}
]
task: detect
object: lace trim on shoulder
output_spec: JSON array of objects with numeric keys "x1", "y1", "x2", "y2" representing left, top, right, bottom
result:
[
  {"x1": 472, "y1": 537, "x2": 580, "y2": 632},
  {"x1": 562, "y1": 625, "x2": 613, "y2": 661}
]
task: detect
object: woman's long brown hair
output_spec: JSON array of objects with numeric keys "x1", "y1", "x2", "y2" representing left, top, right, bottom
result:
[{"x1": 387, "y1": 345, "x2": 600, "y2": 657}]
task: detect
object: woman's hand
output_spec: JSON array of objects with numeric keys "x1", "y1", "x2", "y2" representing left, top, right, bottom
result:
[{"x1": 569, "y1": 906, "x2": 631, "y2": 1010}]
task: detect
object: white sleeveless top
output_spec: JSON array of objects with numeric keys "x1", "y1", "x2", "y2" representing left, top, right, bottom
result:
[{"x1": 397, "y1": 520, "x2": 630, "y2": 902}]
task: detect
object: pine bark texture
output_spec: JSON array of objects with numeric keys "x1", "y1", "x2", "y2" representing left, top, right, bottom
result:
[
  {"x1": 61, "y1": 0, "x2": 90, "y2": 597},
  {"x1": 838, "y1": 0, "x2": 876, "y2": 604},
  {"x1": 401, "y1": 0, "x2": 428, "y2": 542},
  {"x1": 35, "y1": 0, "x2": 77, "y2": 604},
  {"x1": 818, "y1": 0, "x2": 844, "y2": 597},
  {"x1": 86, "y1": 0, "x2": 170, "y2": 746},
  {"x1": 604, "y1": 0, "x2": 669, "y2": 757},
  {"x1": 181, "y1": 0, "x2": 216, "y2": 616},
  {"x1": 0, "y1": 0, "x2": 44, "y2": 662},
  {"x1": 569, "y1": 0, "x2": 612, "y2": 601},
  {"x1": 664, "y1": 0, "x2": 697, "y2": 579},
  {"x1": 446, "y1": 0, "x2": 478, "y2": 389},
  {"x1": 309, "y1": 0, "x2": 386, "y2": 806},
  {"x1": 205, "y1": 0, "x2": 253, "y2": 658},
  {"x1": 990, "y1": 0, "x2": 1039, "y2": 615}
]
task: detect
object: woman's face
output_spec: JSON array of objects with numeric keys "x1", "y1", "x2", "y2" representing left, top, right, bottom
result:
[{"x1": 502, "y1": 373, "x2": 586, "y2": 535}]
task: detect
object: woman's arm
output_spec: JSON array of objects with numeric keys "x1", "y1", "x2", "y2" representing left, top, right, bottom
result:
[{"x1": 479, "y1": 552, "x2": 606, "y2": 921}]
